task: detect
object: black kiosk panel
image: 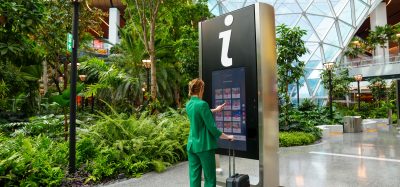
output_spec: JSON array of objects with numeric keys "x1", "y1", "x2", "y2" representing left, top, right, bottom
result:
[{"x1": 200, "y1": 5, "x2": 258, "y2": 159}]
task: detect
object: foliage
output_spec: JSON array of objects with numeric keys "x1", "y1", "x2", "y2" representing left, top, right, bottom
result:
[
  {"x1": 79, "y1": 106, "x2": 190, "y2": 181},
  {"x1": 279, "y1": 99, "x2": 327, "y2": 139},
  {"x1": 366, "y1": 24, "x2": 397, "y2": 58},
  {"x1": 320, "y1": 66, "x2": 352, "y2": 99},
  {"x1": 85, "y1": 1, "x2": 209, "y2": 110},
  {"x1": 279, "y1": 131, "x2": 317, "y2": 147},
  {"x1": 335, "y1": 100, "x2": 396, "y2": 120},
  {"x1": 368, "y1": 77, "x2": 387, "y2": 102},
  {"x1": 0, "y1": 135, "x2": 68, "y2": 186},
  {"x1": 344, "y1": 36, "x2": 365, "y2": 59},
  {"x1": 0, "y1": 63, "x2": 34, "y2": 112},
  {"x1": 276, "y1": 24, "x2": 307, "y2": 105},
  {"x1": 276, "y1": 24, "x2": 307, "y2": 128},
  {"x1": 80, "y1": 58, "x2": 141, "y2": 112},
  {"x1": 0, "y1": 0, "x2": 45, "y2": 63},
  {"x1": 50, "y1": 83, "x2": 85, "y2": 108},
  {"x1": 0, "y1": 0, "x2": 105, "y2": 115},
  {"x1": 0, "y1": 108, "x2": 190, "y2": 185},
  {"x1": 349, "y1": 24, "x2": 398, "y2": 57},
  {"x1": 123, "y1": 0, "x2": 170, "y2": 99},
  {"x1": 120, "y1": 0, "x2": 210, "y2": 102},
  {"x1": 388, "y1": 80, "x2": 397, "y2": 101}
]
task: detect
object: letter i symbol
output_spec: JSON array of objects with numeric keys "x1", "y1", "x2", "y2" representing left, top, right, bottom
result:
[{"x1": 219, "y1": 15, "x2": 233, "y2": 67}]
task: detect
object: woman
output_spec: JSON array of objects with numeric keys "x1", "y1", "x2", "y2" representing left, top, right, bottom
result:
[{"x1": 186, "y1": 78, "x2": 234, "y2": 187}]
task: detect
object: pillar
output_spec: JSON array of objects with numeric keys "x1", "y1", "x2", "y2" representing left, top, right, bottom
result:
[
  {"x1": 108, "y1": 8, "x2": 120, "y2": 48},
  {"x1": 397, "y1": 79, "x2": 400, "y2": 126},
  {"x1": 370, "y1": 2, "x2": 388, "y2": 62}
]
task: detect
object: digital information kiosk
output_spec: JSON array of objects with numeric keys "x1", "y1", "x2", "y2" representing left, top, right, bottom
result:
[{"x1": 199, "y1": 3, "x2": 279, "y2": 187}]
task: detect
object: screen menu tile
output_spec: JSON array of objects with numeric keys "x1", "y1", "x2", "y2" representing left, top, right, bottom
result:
[{"x1": 212, "y1": 67, "x2": 246, "y2": 151}]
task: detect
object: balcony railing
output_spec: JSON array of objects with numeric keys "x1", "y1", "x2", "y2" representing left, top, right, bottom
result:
[{"x1": 341, "y1": 55, "x2": 400, "y2": 68}]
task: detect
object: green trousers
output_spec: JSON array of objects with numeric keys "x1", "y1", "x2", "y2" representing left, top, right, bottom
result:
[{"x1": 188, "y1": 149, "x2": 216, "y2": 187}]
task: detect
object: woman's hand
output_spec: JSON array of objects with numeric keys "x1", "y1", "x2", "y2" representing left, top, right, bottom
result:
[
  {"x1": 226, "y1": 135, "x2": 234, "y2": 141},
  {"x1": 211, "y1": 103, "x2": 226, "y2": 113},
  {"x1": 220, "y1": 133, "x2": 234, "y2": 141}
]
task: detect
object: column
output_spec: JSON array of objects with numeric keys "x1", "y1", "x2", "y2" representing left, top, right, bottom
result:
[
  {"x1": 397, "y1": 79, "x2": 400, "y2": 126},
  {"x1": 370, "y1": 2, "x2": 388, "y2": 62},
  {"x1": 108, "y1": 8, "x2": 120, "y2": 48}
]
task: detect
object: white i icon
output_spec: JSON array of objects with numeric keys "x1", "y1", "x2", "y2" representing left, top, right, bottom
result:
[{"x1": 219, "y1": 15, "x2": 233, "y2": 67}]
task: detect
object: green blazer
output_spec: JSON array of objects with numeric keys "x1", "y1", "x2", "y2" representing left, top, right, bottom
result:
[{"x1": 186, "y1": 96, "x2": 222, "y2": 153}]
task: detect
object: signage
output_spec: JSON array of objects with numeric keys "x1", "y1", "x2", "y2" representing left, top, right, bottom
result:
[
  {"x1": 67, "y1": 33, "x2": 73, "y2": 52},
  {"x1": 212, "y1": 67, "x2": 247, "y2": 151},
  {"x1": 199, "y1": 3, "x2": 278, "y2": 185},
  {"x1": 200, "y1": 5, "x2": 258, "y2": 159}
]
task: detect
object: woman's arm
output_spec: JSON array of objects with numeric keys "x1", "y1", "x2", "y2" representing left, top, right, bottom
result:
[
  {"x1": 211, "y1": 103, "x2": 226, "y2": 113},
  {"x1": 220, "y1": 133, "x2": 234, "y2": 141},
  {"x1": 200, "y1": 102, "x2": 234, "y2": 141}
]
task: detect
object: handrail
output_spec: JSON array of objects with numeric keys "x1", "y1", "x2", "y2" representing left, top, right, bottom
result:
[{"x1": 341, "y1": 55, "x2": 400, "y2": 68}]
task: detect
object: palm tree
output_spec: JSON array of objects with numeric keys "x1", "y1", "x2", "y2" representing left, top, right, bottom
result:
[
  {"x1": 371, "y1": 24, "x2": 396, "y2": 62},
  {"x1": 345, "y1": 37, "x2": 365, "y2": 61}
]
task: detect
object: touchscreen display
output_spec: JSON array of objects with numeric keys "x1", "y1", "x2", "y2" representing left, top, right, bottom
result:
[{"x1": 212, "y1": 67, "x2": 246, "y2": 151}]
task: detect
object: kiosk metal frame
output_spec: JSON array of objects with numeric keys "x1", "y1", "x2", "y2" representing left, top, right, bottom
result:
[{"x1": 199, "y1": 3, "x2": 279, "y2": 187}]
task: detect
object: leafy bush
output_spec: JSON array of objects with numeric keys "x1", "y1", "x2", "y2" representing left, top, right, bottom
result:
[
  {"x1": 0, "y1": 114, "x2": 64, "y2": 138},
  {"x1": 279, "y1": 131, "x2": 317, "y2": 147},
  {"x1": 335, "y1": 100, "x2": 397, "y2": 121},
  {"x1": 279, "y1": 100, "x2": 329, "y2": 139},
  {"x1": 79, "y1": 108, "x2": 190, "y2": 182},
  {"x1": 0, "y1": 135, "x2": 68, "y2": 186},
  {"x1": 0, "y1": 107, "x2": 190, "y2": 185}
]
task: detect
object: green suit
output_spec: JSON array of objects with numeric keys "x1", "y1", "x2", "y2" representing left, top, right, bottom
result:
[{"x1": 186, "y1": 96, "x2": 222, "y2": 187}]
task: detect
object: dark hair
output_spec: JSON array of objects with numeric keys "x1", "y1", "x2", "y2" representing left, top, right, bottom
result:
[{"x1": 188, "y1": 78, "x2": 204, "y2": 96}]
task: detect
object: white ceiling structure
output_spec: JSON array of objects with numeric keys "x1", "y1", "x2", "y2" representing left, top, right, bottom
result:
[{"x1": 207, "y1": 0, "x2": 381, "y2": 102}]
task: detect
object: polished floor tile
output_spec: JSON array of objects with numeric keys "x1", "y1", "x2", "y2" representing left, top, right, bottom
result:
[{"x1": 103, "y1": 124, "x2": 400, "y2": 187}]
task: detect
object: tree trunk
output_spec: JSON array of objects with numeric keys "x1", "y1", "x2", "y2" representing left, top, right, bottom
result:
[
  {"x1": 64, "y1": 108, "x2": 68, "y2": 141},
  {"x1": 150, "y1": 19, "x2": 157, "y2": 100},
  {"x1": 284, "y1": 78, "x2": 290, "y2": 127},
  {"x1": 174, "y1": 87, "x2": 181, "y2": 108},
  {"x1": 42, "y1": 60, "x2": 48, "y2": 93}
]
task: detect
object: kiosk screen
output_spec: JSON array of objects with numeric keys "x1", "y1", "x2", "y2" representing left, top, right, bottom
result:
[{"x1": 212, "y1": 67, "x2": 247, "y2": 151}]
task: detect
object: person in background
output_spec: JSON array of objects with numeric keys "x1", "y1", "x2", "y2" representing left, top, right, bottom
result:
[{"x1": 186, "y1": 78, "x2": 234, "y2": 187}]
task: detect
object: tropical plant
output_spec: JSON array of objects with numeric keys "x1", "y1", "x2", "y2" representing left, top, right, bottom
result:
[
  {"x1": 368, "y1": 77, "x2": 387, "y2": 103},
  {"x1": 369, "y1": 24, "x2": 396, "y2": 60},
  {"x1": 0, "y1": 107, "x2": 191, "y2": 185},
  {"x1": 0, "y1": 135, "x2": 68, "y2": 186},
  {"x1": 80, "y1": 57, "x2": 142, "y2": 112},
  {"x1": 79, "y1": 106, "x2": 190, "y2": 182},
  {"x1": 320, "y1": 66, "x2": 352, "y2": 99},
  {"x1": 122, "y1": 0, "x2": 205, "y2": 101},
  {"x1": 344, "y1": 37, "x2": 365, "y2": 59},
  {"x1": 0, "y1": 0, "x2": 45, "y2": 62},
  {"x1": 279, "y1": 131, "x2": 318, "y2": 147},
  {"x1": 276, "y1": 24, "x2": 307, "y2": 126},
  {"x1": 49, "y1": 84, "x2": 85, "y2": 141}
]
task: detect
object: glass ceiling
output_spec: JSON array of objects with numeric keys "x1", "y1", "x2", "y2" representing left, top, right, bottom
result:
[{"x1": 207, "y1": 0, "x2": 381, "y2": 103}]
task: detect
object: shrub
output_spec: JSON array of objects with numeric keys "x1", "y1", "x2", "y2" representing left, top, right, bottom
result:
[
  {"x1": 0, "y1": 108, "x2": 190, "y2": 185},
  {"x1": 78, "y1": 107, "x2": 190, "y2": 182},
  {"x1": 0, "y1": 135, "x2": 68, "y2": 186},
  {"x1": 279, "y1": 131, "x2": 317, "y2": 147}
]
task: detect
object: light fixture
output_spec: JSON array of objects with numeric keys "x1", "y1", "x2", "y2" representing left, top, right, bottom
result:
[
  {"x1": 352, "y1": 40, "x2": 360, "y2": 46},
  {"x1": 142, "y1": 59, "x2": 151, "y2": 69},
  {"x1": 68, "y1": 63, "x2": 80, "y2": 68},
  {"x1": 354, "y1": 74, "x2": 363, "y2": 82},
  {"x1": 39, "y1": 88, "x2": 45, "y2": 96},
  {"x1": 323, "y1": 62, "x2": 335, "y2": 70},
  {"x1": 79, "y1": 75, "x2": 87, "y2": 82}
]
